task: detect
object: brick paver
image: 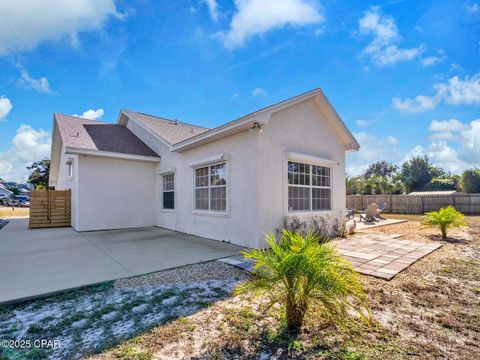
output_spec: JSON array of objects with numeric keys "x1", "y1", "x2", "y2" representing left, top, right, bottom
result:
[
  {"x1": 218, "y1": 232, "x2": 442, "y2": 281},
  {"x1": 332, "y1": 233, "x2": 442, "y2": 280}
]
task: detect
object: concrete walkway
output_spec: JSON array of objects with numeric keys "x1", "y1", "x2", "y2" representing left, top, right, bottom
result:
[{"x1": 0, "y1": 219, "x2": 243, "y2": 304}]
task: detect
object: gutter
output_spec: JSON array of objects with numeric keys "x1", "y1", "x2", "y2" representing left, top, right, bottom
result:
[{"x1": 64, "y1": 147, "x2": 161, "y2": 163}]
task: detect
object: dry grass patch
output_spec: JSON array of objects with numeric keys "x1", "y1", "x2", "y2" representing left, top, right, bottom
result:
[{"x1": 0, "y1": 206, "x2": 29, "y2": 218}]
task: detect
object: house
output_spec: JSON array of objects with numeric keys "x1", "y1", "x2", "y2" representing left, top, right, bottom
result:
[{"x1": 49, "y1": 89, "x2": 359, "y2": 248}]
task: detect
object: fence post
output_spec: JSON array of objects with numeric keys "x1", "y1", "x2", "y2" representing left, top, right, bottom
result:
[
  {"x1": 389, "y1": 194, "x2": 393, "y2": 213},
  {"x1": 420, "y1": 196, "x2": 424, "y2": 214}
]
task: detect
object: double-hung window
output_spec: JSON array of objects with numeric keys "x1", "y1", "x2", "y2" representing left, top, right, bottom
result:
[
  {"x1": 287, "y1": 161, "x2": 331, "y2": 212},
  {"x1": 162, "y1": 173, "x2": 175, "y2": 210},
  {"x1": 194, "y1": 163, "x2": 227, "y2": 212}
]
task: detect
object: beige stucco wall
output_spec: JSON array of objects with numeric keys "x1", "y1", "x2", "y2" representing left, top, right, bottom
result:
[
  {"x1": 126, "y1": 119, "x2": 263, "y2": 248},
  {"x1": 74, "y1": 155, "x2": 157, "y2": 231},
  {"x1": 256, "y1": 99, "x2": 347, "y2": 236}
]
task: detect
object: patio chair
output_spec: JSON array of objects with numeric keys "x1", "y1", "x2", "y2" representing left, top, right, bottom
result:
[
  {"x1": 375, "y1": 201, "x2": 387, "y2": 220},
  {"x1": 346, "y1": 208, "x2": 356, "y2": 220},
  {"x1": 359, "y1": 203, "x2": 378, "y2": 222}
]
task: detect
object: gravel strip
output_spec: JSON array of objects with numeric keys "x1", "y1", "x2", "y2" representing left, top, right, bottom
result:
[{"x1": 114, "y1": 260, "x2": 248, "y2": 288}]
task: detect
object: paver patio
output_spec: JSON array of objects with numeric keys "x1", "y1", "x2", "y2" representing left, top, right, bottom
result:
[
  {"x1": 332, "y1": 233, "x2": 442, "y2": 279},
  {"x1": 219, "y1": 232, "x2": 442, "y2": 280}
]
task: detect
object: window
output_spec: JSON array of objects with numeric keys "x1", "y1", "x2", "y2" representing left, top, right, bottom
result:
[
  {"x1": 162, "y1": 173, "x2": 175, "y2": 209},
  {"x1": 66, "y1": 159, "x2": 73, "y2": 178},
  {"x1": 194, "y1": 163, "x2": 227, "y2": 212},
  {"x1": 288, "y1": 161, "x2": 331, "y2": 212}
]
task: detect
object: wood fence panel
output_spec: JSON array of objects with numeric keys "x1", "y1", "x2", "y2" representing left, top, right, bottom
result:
[
  {"x1": 29, "y1": 190, "x2": 71, "y2": 229},
  {"x1": 346, "y1": 194, "x2": 480, "y2": 215}
]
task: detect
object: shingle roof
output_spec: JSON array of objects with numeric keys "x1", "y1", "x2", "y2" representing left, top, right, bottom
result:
[
  {"x1": 123, "y1": 110, "x2": 209, "y2": 145},
  {"x1": 54, "y1": 114, "x2": 160, "y2": 158}
]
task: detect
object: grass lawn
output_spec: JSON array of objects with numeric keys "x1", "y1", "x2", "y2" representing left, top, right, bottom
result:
[{"x1": 0, "y1": 206, "x2": 29, "y2": 218}]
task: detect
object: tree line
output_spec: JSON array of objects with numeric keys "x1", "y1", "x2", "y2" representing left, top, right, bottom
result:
[{"x1": 347, "y1": 156, "x2": 480, "y2": 195}]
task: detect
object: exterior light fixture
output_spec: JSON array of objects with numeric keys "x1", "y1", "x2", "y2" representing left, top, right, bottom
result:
[{"x1": 250, "y1": 121, "x2": 263, "y2": 132}]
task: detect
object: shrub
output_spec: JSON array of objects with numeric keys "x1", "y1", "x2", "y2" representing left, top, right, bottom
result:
[
  {"x1": 422, "y1": 206, "x2": 467, "y2": 239},
  {"x1": 460, "y1": 169, "x2": 480, "y2": 193},
  {"x1": 236, "y1": 230, "x2": 369, "y2": 333}
]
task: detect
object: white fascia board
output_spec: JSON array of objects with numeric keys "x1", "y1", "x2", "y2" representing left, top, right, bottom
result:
[
  {"x1": 189, "y1": 153, "x2": 231, "y2": 168},
  {"x1": 285, "y1": 151, "x2": 339, "y2": 166},
  {"x1": 65, "y1": 147, "x2": 161, "y2": 163},
  {"x1": 173, "y1": 118, "x2": 253, "y2": 152}
]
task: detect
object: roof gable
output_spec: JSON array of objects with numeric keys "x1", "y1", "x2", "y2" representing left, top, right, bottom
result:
[
  {"x1": 121, "y1": 110, "x2": 209, "y2": 145},
  {"x1": 54, "y1": 114, "x2": 160, "y2": 158}
]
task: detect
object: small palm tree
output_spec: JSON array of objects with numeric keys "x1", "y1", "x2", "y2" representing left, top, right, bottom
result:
[
  {"x1": 422, "y1": 206, "x2": 467, "y2": 239},
  {"x1": 236, "y1": 230, "x2": 369, "y2": 333}
]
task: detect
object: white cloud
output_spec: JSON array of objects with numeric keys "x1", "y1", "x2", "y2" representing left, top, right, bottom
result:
[
  {"x1": 428, "y1": 131, "x2": 457, "y2": 142},
  {"x1": 0, "y1": 125, "x2": 51, "y2": 182},
  {"x1": 421, "y1": 49, "x2": 445, "y2": 66},
  {"x1": 393, "y1": 73, "x2": 480, "y2": 113},
  {"x1": 346, "y1": 132, "x2": 400, "y2": 175},
  {"x1": 358, "y1": 6, "x2": 424, "y2": 66},
  {"x1": 19, "y1": 69, "x2": 51, "y2": 93},
  {"x1": 428, "y1": 119, "x2": 469, "y2": 132},
  {"x1": 438, "y1": 74, "x2": 480, "y2": 105},
  {"x1": 251, "y1": 87, "x2": 267, "y2": 97},
  {"x1": 201, "y1": 0, "x2": 219, "y2": 22},
  {"x1": 459, "y1": 119, "x2": 480, "y2": 163},
  {"x1": 417, "y1": 118, "x2": 480, "y2": 172},
  {"x1": 218, "y1": 0, "x2": 323, "y2": 49},
  {"x1": 0, "y1": 96, "x2": 12, "y2": 121},
  {"x1": 392, "y1": 94, "x2": 440, "y2": 113},
  {"x1": 466, "y1": 3, "x2": 479, "y2": 13},
  {"x1": 0, "y1": 0, "x2": 122, "y2": 56},
  {"x1": 73, "y1": 108, "x2": 104, "y2": 120},
  {"x1": 355, "y1": 119, "x2": 371, "y2": 128}
]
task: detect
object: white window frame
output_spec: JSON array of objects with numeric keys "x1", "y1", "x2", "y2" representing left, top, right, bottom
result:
[
  {"x1": 193, "y1": 162, "x2": 229, "y2": 216},
  {"x1": 66, "y1": 158, "x2": 74, "y2": 180},
  {"x1": 161, "y1": 172, "x2": 175, "y2": 212},
  {"x1": 286, "y1": 160, "x2": 333, "y2": 214}
]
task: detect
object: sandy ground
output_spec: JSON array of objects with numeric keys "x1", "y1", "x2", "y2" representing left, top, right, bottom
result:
[{"x1": 89, "y1": 215, "x2": 479, "y2": 360}]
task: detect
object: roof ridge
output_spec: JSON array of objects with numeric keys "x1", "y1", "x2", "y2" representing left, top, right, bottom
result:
[
  {"x1": 54, "y1": 113, "x2": 109, "y2": 124},
  {"x1": 123, "y1": 110, "x2": 210, "y2": 130}
]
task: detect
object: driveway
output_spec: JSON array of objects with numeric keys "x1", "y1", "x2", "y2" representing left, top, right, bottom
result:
[{"x1": 0, "y1": 219, "x2": 243, "y2": 304}]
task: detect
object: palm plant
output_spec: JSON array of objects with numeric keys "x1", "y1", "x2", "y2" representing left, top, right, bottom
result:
[
  {"x1": 422, "y1": 206, "x2": 467, "y2": 239},
  {"x1": 236, "y1": 230, "x2": 369, "y2": 333}
]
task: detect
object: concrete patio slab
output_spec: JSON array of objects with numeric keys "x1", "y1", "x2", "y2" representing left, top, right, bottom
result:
[
  {"x1": 355, "y1": 218, "x2": 407, "y2": 231},
  {"x1": 0, "y1": 219, "x2": 243, "y2": 304}
]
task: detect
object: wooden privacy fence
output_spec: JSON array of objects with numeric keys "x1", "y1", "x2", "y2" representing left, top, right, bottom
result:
[
  {"x1": 29, "y1": 190, "x2": 71, "y2": 229},
  {"x1": 347, "y1": 194, "x2": 480, "y2": 215}
]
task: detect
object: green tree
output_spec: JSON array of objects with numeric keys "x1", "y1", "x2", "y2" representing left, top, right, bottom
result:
[
  {"x1": 7, "y1": 186, "x2": 20, "y2": 195},
  {"x1": 236, "y1": 230, "x2": 369, "y2": 333},
  {"x1": 422, "y1": 206, "x2": 467, "y2": 239},
  {"x1": 460, "y1": 169, "x2": 480, "y2": 193},
  {"x1": 398, "y1": 156, "x2": 444, "y2": 193},
  {"x1": 27, "y1": 159, "x2": 50, "y2": 189},
  {"x1": 364, "y1": 161, "x2": 398, "y2": 179}
]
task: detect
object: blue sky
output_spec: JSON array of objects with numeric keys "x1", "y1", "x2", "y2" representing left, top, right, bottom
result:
[{"x1": 0, "y1": 0, "x2": 479, "y2": 181}]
